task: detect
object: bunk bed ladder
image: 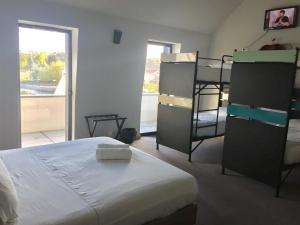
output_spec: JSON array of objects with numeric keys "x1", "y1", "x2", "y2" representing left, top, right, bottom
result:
[
  {"x1": 214, "y1": 56, "x2": 225, "y2": 136},
  {"x1": 191, "y1": 55, "x2": 232, "y2": 161},
  {"x1": 189, "y1": 51, "x2": 200, "y2": 161}
]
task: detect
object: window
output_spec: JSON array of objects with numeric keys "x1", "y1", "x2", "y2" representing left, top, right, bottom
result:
[
  {"x1": 19, "y1": 27, "x2": 67, "y2": 96},
  {"x1": 19, "y1": 24, "x2": 72, "y2": 147}
]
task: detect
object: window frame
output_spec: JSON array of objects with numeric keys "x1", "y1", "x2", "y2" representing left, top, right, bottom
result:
[{"x1": 147, "y1": 41, "x2": 173, "y2": 54}]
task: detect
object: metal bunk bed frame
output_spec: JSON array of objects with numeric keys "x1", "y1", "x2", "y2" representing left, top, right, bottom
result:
[
  {"x1": 222, "y1": 49, "x2": 300, "y2": 197},
  {"x1": 156, "y1": 51, "x2": 232, "y2": 161},
  {"x1": 191, "y1": 55, "x2": 232, "y2": 160}
]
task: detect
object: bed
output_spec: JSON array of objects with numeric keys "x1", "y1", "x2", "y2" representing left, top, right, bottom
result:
[
  {"x1": 157, "y1": 52, "x2": 232, "y2": 161},
  {"x1": 0, "y1": 137, "x2": 198, "y2": 225},
  {"x1": 221, "y1": 49, "x2": 300, "y2": 196}
]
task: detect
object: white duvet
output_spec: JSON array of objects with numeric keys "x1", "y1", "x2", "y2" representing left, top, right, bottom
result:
[{"x1": 0, "y1": 137, "x2": 198, "y2": 225}]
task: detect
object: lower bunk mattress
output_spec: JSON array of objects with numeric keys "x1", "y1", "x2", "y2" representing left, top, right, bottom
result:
[
  {"x1": 0, "y1": 137, "x2": 198, "y2": 225},
  {"x1": 192, "y1": 109, "x2": 300, "y2": 165},
  {"x1": 193, "y1": 107, "x2": 227, "y2": 139}
]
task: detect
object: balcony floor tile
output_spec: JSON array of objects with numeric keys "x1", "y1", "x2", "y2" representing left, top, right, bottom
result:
[
  {"x1": 140, "y1": 121, "x2": 157, "y2": 134},
  {"x1": 22, "y1": 130, "x2": 65, "y2": 148}
]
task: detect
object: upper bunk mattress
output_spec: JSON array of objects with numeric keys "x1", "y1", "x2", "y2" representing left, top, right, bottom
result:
[
  {"x1": 197, "y1": 66, "x2": 231, "y2": 83},
  {"x1": 0, "y1": 137, "x2": 198, "y2": 225},
  {"x1": 197, "y1": 64, "x2": 300, "y2": 87}
]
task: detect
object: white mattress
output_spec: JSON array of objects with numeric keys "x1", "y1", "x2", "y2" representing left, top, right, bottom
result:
[
  {"x1": 193, "y1": 107, "x2": 227, "y2": 138},
  {"x1": 197, "y1": 66, "x2": 231, "y2": 83},
  {"x1": 286, "y1": 120, "x2": 300, "y2": 165},
  {"x1": 0, "y1": 137, "x2": 198, "y2": 225}
]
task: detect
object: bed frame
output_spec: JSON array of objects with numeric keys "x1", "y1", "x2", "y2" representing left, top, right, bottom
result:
[
  {"x1": 156, "y1": 51, "x2": 232, "y2": 161},
  {"x1": 222, "y1": 49, "x2": 300, "y2": 197},
  {"x1": 144, "y1": 204, "x2": 197, "y2": 225}
]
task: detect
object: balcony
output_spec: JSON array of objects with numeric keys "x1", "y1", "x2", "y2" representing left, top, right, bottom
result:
[
  {"x1": 140, "y1": 93, "x2": 158, "y2": 134},
  {"x1": 21, "y1": 93, "x2": 158, "y2": 147},
  {"x1": 21, "y1": 95, "x2": 66, "y2": 147}
]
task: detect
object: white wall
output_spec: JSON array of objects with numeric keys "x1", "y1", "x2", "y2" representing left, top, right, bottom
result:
[
  {"x1": 210, "y1": 0, "x2": 300, "y2": 58},
  {"x1": 0, "y1": 0, "x2": 210, "y2": 149}
]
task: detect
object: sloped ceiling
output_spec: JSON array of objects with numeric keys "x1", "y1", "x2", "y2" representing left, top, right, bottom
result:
[{"x1": 44, "y1": 0, "x2": 243, "y2": 33}]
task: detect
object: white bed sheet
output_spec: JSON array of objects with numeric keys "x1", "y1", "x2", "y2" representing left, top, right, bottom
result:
[
  {"x1": 0, "y1": 137, "x2": 198, "y2": 225},
  {"x1": 197, "y1": 66, "x2": 231, "y2": 83}
]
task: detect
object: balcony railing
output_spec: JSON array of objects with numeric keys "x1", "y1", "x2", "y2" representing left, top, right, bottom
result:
[
  {"x1": 21, "y1": 95, "x2": 65, "y2": 133},
  {"x1": 21, "y1": 93, "x2": 158, "y2": 135},
  {"x1": 140, "y1": 93, "x2": 159, "y2": 122},
  {"x1": 140, "y1": 93, "x2": 158, "y2": 133}
]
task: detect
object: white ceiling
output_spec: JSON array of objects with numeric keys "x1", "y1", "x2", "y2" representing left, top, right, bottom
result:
[{"x1": 45, "y1": 0, "x2": 243, "y2": 33}]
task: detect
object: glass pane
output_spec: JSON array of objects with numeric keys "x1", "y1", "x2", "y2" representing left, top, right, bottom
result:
[
  {"x1": 140, "y1": 42, "x2": 171, "y2": 134},
  {"x1": 19, "y1": 27, "x2": 66, "y2": 96},
  {"x1": 19, "y1": 26, "x2": 67, "y2": 147},
  {"x1": 143, "y1": 44, "x2": 171, "y2": 94}
]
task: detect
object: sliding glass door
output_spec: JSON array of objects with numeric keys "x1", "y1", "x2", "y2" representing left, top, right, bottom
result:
[
  {"x1": 140, "y1": 42, "x2": 172, "y2": 134},
  {"x1": 19, "y1": 24, "x2": 72, "y2": 147}
]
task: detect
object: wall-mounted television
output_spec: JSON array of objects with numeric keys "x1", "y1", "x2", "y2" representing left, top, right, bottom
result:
[{"x1": 264, "y1": 6, "x2": 299, "y2": 30}]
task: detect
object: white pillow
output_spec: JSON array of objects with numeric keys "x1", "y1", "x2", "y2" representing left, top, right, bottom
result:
[{"x1": 0, "y1": 159, "x2": 18, "y2": 225}]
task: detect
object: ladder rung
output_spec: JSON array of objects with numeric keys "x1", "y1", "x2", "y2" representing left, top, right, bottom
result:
[
  {"x1": 198, "y1": 108, "x2": 219, "y2": 112},
  {"x1": 195, "y1": 123, "x2": 217, "y2": 129}
]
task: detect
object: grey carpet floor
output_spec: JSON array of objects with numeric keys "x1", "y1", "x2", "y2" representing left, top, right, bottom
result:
[{"x1": 132, "y1": 136, "x2": 300, "y2": 225}]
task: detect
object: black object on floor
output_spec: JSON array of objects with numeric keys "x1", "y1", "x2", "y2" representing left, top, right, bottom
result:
[
  {"x1": 119, "y1": 128, "x2": 137, "y2": 144},
  {"x1": 85, "y1": 114, "x2": 127, "y2": 139}
]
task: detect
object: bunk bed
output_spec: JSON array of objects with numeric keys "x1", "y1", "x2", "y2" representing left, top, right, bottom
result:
[
  {"x1": 222, "y1": 49, "x2": 300, "y2": 197},
  {"x1": 156, "y1": 52, "x2": 232, "y2": 161},
  {"x1": 156, "y1": 49, "x2": 300, "y2": 195}
]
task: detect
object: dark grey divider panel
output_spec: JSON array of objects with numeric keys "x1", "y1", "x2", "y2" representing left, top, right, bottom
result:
[
  {"x1": 229, "y1": 63, "x2": 295, "y2": 111},
  {"x1": 157, "y1": 104, "x2": 191, "y2": 154},
  {"x1": 160, "y1": 63, "x2": 196, "y2": 98},
  {"x1": 223, "y1": 117, "x2": 287, "y2": 186}
]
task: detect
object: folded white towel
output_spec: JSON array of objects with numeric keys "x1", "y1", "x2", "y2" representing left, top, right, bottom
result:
[
  {"x1": 96, "y1": 146, "x2": 132, "y2": 160},
  {"x1": 97, "y1": 144, "x2": 130, "y2": 149}
]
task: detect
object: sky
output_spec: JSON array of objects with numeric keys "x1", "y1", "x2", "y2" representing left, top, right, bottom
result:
[
  {"x1": 19, "y1": 27, "x2": 66, "y2": 53},
  {"x1": 146, "y1": 44, "x2": 165, "y2": 59}
]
